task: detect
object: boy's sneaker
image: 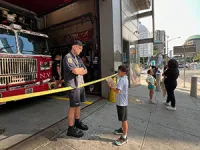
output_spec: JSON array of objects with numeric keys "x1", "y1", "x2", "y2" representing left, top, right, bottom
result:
[
  {"x1": 163, "y1": 101, "x2": 170, "y2": 106},
  {"x1": 166, "y1": 106, "x2": 176, "y2": 111},
  {"x1": 75, "y1": 121, "x2": 89, "y2": 130},
  {"x1": 67, "y1": 127, "x2": 84, "y2": 138},
  {"x1": 114, "y1": 136, "x2": 128, "y2": 146},
  {"x1": 114, "y1": 128, "x2": 123, "y2": 135}
]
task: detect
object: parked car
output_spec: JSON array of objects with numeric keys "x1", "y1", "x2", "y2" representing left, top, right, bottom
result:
[{"x1": 178, "y1": 64, "x2": 188, "y2": 68}]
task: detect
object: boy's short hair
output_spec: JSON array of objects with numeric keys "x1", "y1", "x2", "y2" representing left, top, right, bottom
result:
[
  {"x1": 118, "y1": 65, "x2": 129, "y2": 74},
  {"x1": 147, "y1": 69, "x2": 151, "y2": 74}
]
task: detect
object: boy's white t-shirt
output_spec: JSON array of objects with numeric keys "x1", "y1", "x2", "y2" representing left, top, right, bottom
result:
[{"x1": 116, "y1": 75, "x2": 129, "y2": 106}]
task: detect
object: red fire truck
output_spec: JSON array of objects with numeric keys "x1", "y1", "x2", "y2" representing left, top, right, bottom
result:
[{"x1": 0, "y1": 3, "x2": 59, "y2": 102}]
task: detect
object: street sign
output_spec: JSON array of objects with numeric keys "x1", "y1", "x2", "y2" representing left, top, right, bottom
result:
[{"x1": 173, "y1": 45, "x2": 196, "y2": 56}]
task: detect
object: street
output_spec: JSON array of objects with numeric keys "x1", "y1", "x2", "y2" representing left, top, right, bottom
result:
[
  {"x1": 179, "y1": 69, "x2": 200, "y2": 83},
  {"x1": 142, "y1": 68, "x2": 200, "y2": 84}
]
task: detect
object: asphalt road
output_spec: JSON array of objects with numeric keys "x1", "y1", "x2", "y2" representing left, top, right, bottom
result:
[
  {"x1": 141, "y1": 68, "x2": 200, "y2": 83},
  {"x1": 179, "y1": 69, "x2": 200, "y2": 83}
]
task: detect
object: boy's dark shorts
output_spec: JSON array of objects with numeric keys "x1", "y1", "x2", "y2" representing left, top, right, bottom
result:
[
  {"x1": 117, "y1": 105, "x2": 127, "y2": 121},
  {"x1": 68, "y1": 87, "x2": 85, "y2": 107}
]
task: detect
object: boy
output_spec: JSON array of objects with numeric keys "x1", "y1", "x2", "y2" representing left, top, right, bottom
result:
[{"x1": 108, "y1": 65, "x2": 129, "y2": 146}]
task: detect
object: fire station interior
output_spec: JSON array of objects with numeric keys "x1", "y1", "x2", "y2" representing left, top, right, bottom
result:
[{"x1": 0, "y1": 0, "x2": 101, "y2": 95}]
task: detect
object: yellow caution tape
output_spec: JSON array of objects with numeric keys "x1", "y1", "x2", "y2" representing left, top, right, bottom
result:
[{"x1": 0, "y1": 74, "x2": 117, "y2": 103}]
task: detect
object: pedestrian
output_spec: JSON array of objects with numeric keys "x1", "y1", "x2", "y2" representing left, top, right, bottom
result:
[
  {"x1": 63, "y1": 40, "x2": 88, "y2": 138},
  {"x1": 107, "y1": 65, "x2": 129, "y2": 146},
  {"x1": 146, "y1": 69, "x2": 156, "y2": 103},
  {"x1": 52, "y1": 54, "x2": 62, "y2": 81},
  {"x1": 81, "y1": 56, "x2": 91, "y2": 82},
  {"x1": 161, "y1": 65, "x2": 168, "y2": 98},
  {"x1": 81, "y1": 56, "x2": 93, "y2": 93},
  {"x1": 52, "y1": 54, "x2": 62, "y2": 88},
  {"x1": 163, "y1": 59, "x2": 179, "y2": 111},
  {"x1": 151, "y1": 66, "x2": 157, "y2": 79}
]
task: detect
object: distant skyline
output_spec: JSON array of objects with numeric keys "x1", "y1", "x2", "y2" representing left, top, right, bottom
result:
[{"x1": 140, "y1": 0, "x2": 200, "y2": 50}]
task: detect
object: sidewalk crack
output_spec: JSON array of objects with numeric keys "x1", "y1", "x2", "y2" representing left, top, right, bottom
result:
[
  {"x1": 140, "y1": 113, "x2": 151, "y2": 150},
  {"x1": 149, "y1": 121, "x2": 200, "y2": 139}
]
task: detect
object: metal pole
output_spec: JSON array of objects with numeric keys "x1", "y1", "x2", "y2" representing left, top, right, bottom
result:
[
  {"x1": 143, "y1": 44, "x2": 144, "y2": 65},
  {"x1": 156, "y1": 73, "x2": 161, "y2": 92},
  {"x1": 165, "y1": 36, "x2": 168, "y2": 64},
  {"x1": 152, "y1": 0, "x2": 155, "y2": 67},
  {"x1": 152, "y1": 0, "x2": 155, "y2": 41},
  {"x1": 167, "y1": 39, "x2": 169, "y2": 61},
  {"x1": 190, "y1": 76, "x2": 197, "y2": 98},
  {"x1": 184, "y1": 45, "x2": 186, "y2": 88}
]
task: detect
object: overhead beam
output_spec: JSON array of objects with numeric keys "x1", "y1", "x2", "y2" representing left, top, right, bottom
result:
[
  {"x1": 137, "y1": 11, "x2": 153, "y2": 19},
  {"x1": 38, "y1": 0, "x2": 79, "y2": 17},
  {"x1": 138, "y1": 38, "x2": 154, "y2": 44},
  {"x1": 40, "y1": 13, "x2": 93, "y2": 32}
]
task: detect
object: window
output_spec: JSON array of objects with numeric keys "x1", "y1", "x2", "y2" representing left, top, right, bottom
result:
[
  {"x1": 18, "y1": 32, "x2": 49, "y2": 55},
  {"x1": 0, "y1": 28, "x2": 17, "y2": 54}
]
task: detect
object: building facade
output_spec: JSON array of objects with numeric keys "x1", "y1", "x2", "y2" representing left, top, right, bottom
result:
[
  {"x1": 139, "y1": 22, "x2": 153, "y2": 57},
  {"x1": 155, "y1": 30, "x2": 166, "y2": 43},
  {"x1": 185, "y1": 35, "x2": 200, "y2": 52},
  {"x1": 100, "y1": 0, "x2": 151, "y2": 95},
  {"x1": 154, "y1": 30, "x2": 166, "y2": 54},
  {"x1": 154, "y1": 42, "x2": 165, "y2": 54}
]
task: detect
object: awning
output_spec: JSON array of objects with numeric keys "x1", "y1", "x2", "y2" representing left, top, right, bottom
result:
[{"x1": 2, "y1": 0, "x2": 77, "y2": 16}]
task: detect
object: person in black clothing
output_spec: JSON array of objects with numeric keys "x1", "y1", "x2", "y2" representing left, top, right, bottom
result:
[
  {"x1": 163, "y1": 59, "x2": 179, "y2": 111},
  {"x1": 163, "y1": 65, "x2": 168, "y2": 72},
  {"x1": 81, "y1": 56, "x2": 92, "y2": 93},
  {"x1": 52, "y1": 54, "x2": 62, "y2": 81},
  {"x1": 81, "y1": 56, "x2": 91, "y2": 81},
  {"x1": 151, "y1": 66, "x2": 157, "y2": 79}
]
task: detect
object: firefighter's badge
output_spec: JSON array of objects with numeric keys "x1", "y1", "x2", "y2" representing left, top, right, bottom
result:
[{"x1": 68, "y1": 58, "x2": 72, "y2": 63}]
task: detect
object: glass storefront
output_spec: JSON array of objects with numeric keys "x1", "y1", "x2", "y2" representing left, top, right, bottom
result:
[{"x1": 121, "y1": 0, "x2": 141, "y2": 87}]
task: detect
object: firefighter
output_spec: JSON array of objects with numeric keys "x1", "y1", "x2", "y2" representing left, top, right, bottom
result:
[
  {"x1": 52, "y1": 54, "x2": 62, "y2": 81},
  {"x1": 52, "y1": 54, "x2": 62, "y2": 88},
  {"x1": 63, "y1": 40, "x2": 88, "y2": 138}
]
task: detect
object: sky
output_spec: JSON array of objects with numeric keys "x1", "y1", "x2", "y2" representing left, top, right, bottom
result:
[{"x1": 140, "y1": 0, "x2": 200, "y2": 50}]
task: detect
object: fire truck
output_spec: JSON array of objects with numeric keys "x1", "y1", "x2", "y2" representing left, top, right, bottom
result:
[{"x1": 0, "y1": 2, "x2": 59, "y2": 102}]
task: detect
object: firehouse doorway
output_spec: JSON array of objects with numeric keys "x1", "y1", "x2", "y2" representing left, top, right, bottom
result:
[{"x1": 41, "y1": 0, "x2": 101, "y2": 95}]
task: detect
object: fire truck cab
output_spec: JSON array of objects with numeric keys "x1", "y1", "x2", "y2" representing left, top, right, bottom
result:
[
  {"x1": 0, "y1": 23, "x2": 54, "y2": 99},
  {"x1": 0, "y1": 3, "x2": 56, "y2": 100}
]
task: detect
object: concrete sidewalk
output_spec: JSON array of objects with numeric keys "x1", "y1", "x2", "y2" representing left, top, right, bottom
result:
[{"x1": 10, "y1": 76, "x2": 200, "y2": 150}]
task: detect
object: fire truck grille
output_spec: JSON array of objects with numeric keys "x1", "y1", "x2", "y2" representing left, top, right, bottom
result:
[{"x1": 0, "y1": 58, "x2": 38, "y2": 85}]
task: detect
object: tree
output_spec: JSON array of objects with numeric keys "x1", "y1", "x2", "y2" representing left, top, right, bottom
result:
[
  {"x1": 153, "y1": 45, "x2": 158, "y2": 55},
  {"x1": 193, "y1": 52, "x2": 200, "y2": 62},
  {"x1": 153, "y1": 49, "x2": 158, "y2": 55}
]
